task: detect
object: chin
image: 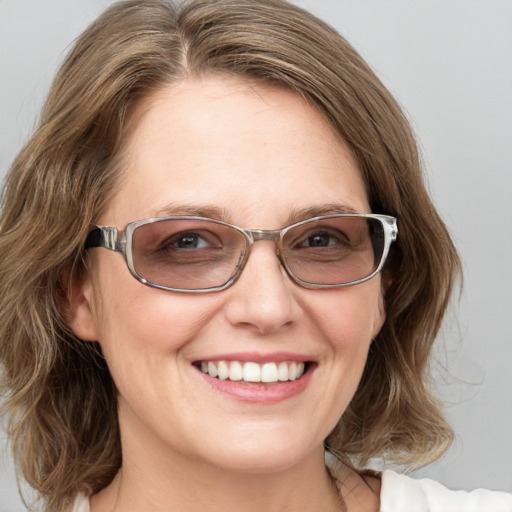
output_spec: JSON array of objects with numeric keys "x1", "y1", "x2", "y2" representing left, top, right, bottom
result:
[{"x1": 196, "y1": 427, "x2": 323, "y2": 475}]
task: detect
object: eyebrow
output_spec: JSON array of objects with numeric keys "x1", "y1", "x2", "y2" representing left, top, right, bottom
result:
[
  {"x1": 152, "y1": 202, "x2": 361, "y2": 225},
  {"x1": 154, "y1": 203, "x2": 231, "y2": 221},
  {"x1": 286, "y1": 204, "x2": 359, "y2": 224}
]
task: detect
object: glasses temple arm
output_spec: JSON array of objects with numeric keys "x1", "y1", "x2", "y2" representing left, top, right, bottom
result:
[{"x1": 84, "y1": 227, "x2": 122, "y2": 252}]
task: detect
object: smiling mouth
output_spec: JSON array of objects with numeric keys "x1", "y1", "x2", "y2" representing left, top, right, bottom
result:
[{"x1": 195, "y1": 360, "x2": 310, "y2": 383}]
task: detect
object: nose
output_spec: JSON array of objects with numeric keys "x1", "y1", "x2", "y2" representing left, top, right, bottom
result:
[{"x1": 223, "y1": 241, "x2": 301, "y2": 335}]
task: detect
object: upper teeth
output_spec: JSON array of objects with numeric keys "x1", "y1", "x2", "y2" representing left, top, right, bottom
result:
[{"x1": 199, "y1": 361, "x2": 305, "y2": 383}]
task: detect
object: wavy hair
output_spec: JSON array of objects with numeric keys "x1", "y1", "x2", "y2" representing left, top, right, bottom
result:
[{"x1": 0, "y1": 0, "x2": 461, "y2": 509}]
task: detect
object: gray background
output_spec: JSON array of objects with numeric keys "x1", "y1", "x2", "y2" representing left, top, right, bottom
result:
[{"x1": 1, "y1": 0, "x2": 511, "y2": 509}]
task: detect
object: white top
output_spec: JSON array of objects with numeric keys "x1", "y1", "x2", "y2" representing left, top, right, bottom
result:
[
  {"x1": 379, "y1": 470, "x2": 512, "y2": 512},
  {"x1": 70, "y1": 471, "x2": 512, "y2": 511}
]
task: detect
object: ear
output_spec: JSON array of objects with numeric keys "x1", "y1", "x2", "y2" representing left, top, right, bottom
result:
[
  {"x1": 371, "y1": 289, "x2": 386, "y2": 339},
  {"x1": 59, "y1": 265, "x2": 100, "y2": 342}
]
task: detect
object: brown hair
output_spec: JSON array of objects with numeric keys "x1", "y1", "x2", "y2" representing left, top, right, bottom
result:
[{"x1": 0, "y1": 0, "x2": 461, "y2": 509}]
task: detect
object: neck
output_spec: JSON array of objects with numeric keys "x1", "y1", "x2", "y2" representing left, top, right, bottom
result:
[
  {"x1": 90, "y1": 444, "x2": 343, "y2": 512},
  {"x1": 89, "y1": 396, "x2": 349, "y2": 512}
]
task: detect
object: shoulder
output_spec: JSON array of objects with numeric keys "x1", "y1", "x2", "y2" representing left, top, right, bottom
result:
[
  {"x1": 380, "y1": 470, "x2": 512, "y2": 512},
  {"x1": 67, "y1": 493, "x2": 90, "y2": 512}
]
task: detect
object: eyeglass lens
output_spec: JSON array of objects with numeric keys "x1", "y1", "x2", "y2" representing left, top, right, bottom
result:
[{"x1": 130, "y1": 216, "x2": 384, "y2": 291}]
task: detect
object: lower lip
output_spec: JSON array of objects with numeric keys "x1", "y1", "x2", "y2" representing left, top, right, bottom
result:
[{"x1": 196, "y1": 367, "x2": 313, "y2": 404}]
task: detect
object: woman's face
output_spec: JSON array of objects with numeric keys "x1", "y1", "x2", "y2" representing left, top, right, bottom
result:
[{"x1": 70, "y1": 76, "x2": 385, "y2": 474}]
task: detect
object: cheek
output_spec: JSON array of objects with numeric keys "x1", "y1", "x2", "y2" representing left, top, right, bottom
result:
[
  {"x1": 305, "y1": 283, "x2": 384, "y2": 396},
  {"x1": 307, "y1": 283, "x2": 384, "y2": 349},
  {"x1": 88, "y1": 254, "x2": 219, "y2": 377},
  {"x1": 299, "y1": 284, "x2": 385, "y2": 430}
]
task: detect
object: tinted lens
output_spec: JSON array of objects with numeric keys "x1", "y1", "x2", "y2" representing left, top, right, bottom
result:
[
  {"x1": 282, "y1": 216, "x2": 384, "y2": 285},
  {"x1": 131, "y1": 219, "x2": 246, "y2": 290}
]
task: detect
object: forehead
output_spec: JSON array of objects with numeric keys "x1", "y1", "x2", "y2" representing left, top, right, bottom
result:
[{"x1": 102, "y1": 75, "x2": 369, "y2": 227}]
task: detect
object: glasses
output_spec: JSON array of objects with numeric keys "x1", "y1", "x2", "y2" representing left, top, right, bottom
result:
[{"x1": 85, "y1": 214, "x2": 397, "y2": 293}]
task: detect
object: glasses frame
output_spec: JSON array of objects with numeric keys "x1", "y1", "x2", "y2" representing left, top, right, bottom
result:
[{"x1": 85, "y1": 213, "x2": 398, "y2": 293}]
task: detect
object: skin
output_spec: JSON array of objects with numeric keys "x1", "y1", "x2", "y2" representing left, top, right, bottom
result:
[{"x1": 68, "y1": 76, "x2": 383, "y2": 511}]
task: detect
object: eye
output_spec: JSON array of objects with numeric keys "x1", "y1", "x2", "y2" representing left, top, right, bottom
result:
[
  {"x1": 169, "y1": 232, "x2": 211, "y2": 250},
  {"x1": 297, "y1": 230, "x2": 348, "y2": 248},
  {"x1": 300, "y1": 232, "x2": 337, "y2": 247},
  {"x1": 148, "y1": 229, "x2": 224, "y2": 265}
]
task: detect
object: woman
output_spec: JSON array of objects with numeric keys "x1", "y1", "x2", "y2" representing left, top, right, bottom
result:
[{"x1": 0, "y1": 1, "x2": 510, "y2": 511}]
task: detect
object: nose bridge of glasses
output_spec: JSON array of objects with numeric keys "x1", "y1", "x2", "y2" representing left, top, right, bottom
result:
[
  {"x1": 246, "y1": 228, "x2": 282, "y2": 243},
  {"x1": 239, "y1": 228, "x2": 287, "y2": 280}
]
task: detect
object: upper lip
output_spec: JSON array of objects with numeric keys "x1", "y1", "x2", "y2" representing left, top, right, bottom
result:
[{"x1": 193, "y1": 351, "x2": 314, "y2": 364}]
